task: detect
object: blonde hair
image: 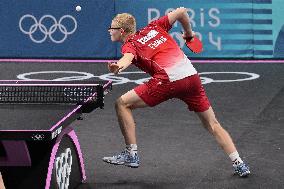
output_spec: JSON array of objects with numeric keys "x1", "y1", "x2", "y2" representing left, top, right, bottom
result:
[{"x1": 113, "y1": 13, "x2": 136, "y2": 34}]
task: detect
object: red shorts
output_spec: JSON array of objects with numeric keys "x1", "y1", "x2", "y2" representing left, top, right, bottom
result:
[{"x1": 134, "y1": 74, "x2": 211, "y2": 112}]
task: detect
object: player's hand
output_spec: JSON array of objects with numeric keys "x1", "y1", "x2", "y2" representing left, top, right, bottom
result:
[
  {"x1": 108, "y1": 62, "x2": 122, "y2": 74},
  {"x1": 182, "y1": 31, "x2": 195, "y2": 42}
]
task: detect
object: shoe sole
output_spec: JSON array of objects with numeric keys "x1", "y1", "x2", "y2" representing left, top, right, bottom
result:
[
  {"x1": 240, "y1": 171, "x2": 250, "y2": 177},
  {"x1": 125, "y1": 163, "x2": 139, "y2": 168},
  {"x1": 103, "y1": 159, "x2": 124, "y2": 165},
  {"x1": 103, "y1": 160, "x2": 139, "y2": 168},
  {"x1": 235, "y1": 171, "x2": 250, "y2": 177}
]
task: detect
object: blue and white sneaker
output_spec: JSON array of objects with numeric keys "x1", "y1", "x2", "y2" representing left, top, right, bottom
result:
[
  {"x1": 124, "y1": 152, "x2": 140, "y2": 168},
  {"x1": 102, "y1": 150, "x2": 140, "y2": 168},
  {"x1": 234, "y1": 162, "x2": 250, "y2": 177}
]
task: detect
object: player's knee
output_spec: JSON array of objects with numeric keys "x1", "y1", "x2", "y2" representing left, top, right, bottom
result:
[
  {"x1": 115, "y1": 97, "x2": 124, "y2": 109},
  {"x1": 115, "y1": 97, "x2": 131, "y2": 109}
]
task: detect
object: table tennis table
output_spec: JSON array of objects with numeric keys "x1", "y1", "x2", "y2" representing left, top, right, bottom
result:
[{"x1": 0, "y1": 80, "x2": 112, "y2": 189}]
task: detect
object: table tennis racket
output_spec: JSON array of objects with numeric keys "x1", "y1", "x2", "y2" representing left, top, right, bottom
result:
[{"x1": 185, "y1": 35, "x2": 203, "y2": 54}]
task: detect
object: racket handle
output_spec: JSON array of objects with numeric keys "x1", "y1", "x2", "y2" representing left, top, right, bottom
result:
[{"x1": 180, "y1": 30, "x2": 194, "y2": 41}]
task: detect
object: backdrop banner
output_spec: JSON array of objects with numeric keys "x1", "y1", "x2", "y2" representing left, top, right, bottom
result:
[{"x1": 0, "y1": 0, "x2": 283, "y2": 59}]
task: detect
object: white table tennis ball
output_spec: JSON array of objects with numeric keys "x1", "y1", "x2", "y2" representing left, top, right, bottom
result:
[{"x1": 76, "y1": 6, "x2": 81, "y2": 12}]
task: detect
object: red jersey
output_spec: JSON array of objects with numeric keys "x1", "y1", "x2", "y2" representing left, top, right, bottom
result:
[{"x1": 121, "y1": 15, "x2": 197, "y2": 81}]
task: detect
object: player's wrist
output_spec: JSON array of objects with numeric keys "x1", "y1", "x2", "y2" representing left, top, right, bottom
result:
[
  {"x1": 182, "y1": 32, "x2": 194, "y2": 41},
  {"x1": 186, "y1": 31, "x2": 194, "y2": 37}
]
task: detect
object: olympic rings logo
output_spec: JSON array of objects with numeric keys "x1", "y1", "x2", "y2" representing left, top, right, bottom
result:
[
  {"x1": 31, "y1": 134, "x2": 45, "y2": 141},
  {"x1": 99, "y1": 71, "x2": 260, "y2": 85},
  {"x1": 16, "y1": 71, "x2": 260, "y2": 85},
  {"x1": 19, "y1": 14, "x2": 77, "y2": 43},
  {"x1": 17, "y1": 71, "x2": 93, "y2": 81},
  {"x1": 55, "y1": 148, "x2": 73, "y2": 189}
]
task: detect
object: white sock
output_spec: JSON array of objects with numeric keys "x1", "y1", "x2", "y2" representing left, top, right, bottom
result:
[
  {"x1": 229, "y1": 151, "x2": 243, "y2": 166},
  {"x1": 126, "y1": 144, "x2": 138, "y2": 155}
]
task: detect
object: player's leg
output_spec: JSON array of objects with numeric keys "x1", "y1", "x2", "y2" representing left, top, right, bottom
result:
[
  {"x1": 115, "y1": 89, "x2": 148, "y2": 145},
  {"x1": 196, "y1": 106, "x2": 237, "y2": 155},
  {"x1": 176, "y1": 74, "x2": 250, "y2": 177},
  {"x1": 103, "y1": 78, "x2": 171, "y2": 168},
  {"x1": 196, "y1": 107, "x2": 250, "y2": 177},
  {"x1": 103, "y1": 89, "x2": 147, "y2": 168}
]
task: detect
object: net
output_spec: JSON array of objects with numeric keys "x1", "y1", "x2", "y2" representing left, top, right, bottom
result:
[{"x1": 0, "y1": 85, "x2": 99, "y2": 104}]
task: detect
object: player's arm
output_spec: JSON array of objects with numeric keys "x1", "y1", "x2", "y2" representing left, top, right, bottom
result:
[
  {"x1": 108, "y1": 53, "x2": 134, "y2": 74},
  {"x1": 167, "y1": 7, "x2": 193, "y2": 38}
]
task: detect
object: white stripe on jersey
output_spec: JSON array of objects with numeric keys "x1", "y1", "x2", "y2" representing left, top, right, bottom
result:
[{"x1": 164, "y1": 54, "x2": 197, "y2": 82}]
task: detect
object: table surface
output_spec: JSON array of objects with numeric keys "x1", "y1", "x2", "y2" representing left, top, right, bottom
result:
[
  {"x1": 0, "y1": 104, "x2": 79, "y2": 131},
  {"x1": 0, "y1": 80, "x2": 111, "y2": 132},
  {"x1": 0, "y1": 80, "x2": 111, "y2": 140}
]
